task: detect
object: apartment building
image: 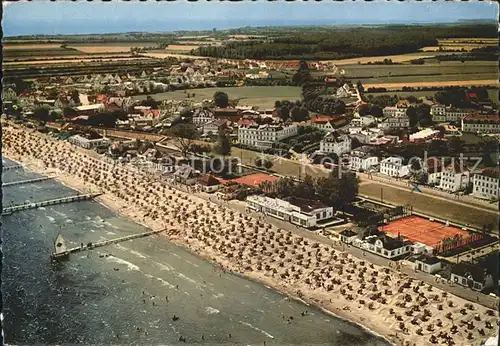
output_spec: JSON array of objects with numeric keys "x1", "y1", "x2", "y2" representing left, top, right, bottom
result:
[
  {"x1": 238, "y1": 123, "x2": 298, "y2": 149},
  {"x1": 472, "y1": 168, "x2": 499, "y2": 200},
  {"x1": 379, "y1": 113, "x2": 410, "y2": 130},
  {"x1": 349, "y1": 146, "x2": 378, "y2": 172},
  {"x1": 383, "y1": 105, "x2": 407, "y2": 118},
  {"x1": 438, "y1": 163, "x2": 470, "y2": 192},
  {"x1": 461, "y1": 114, "x2": 500, "y2": 134},
  {"x1": 380, "y1": 156, "x2": 409, "y2": 178},
  {"x1": 430, "y1": 104, "x2": 474, "y2": 123},
  {"x1": 319, "y1": 130, "x2": 352, "y2": 156}
]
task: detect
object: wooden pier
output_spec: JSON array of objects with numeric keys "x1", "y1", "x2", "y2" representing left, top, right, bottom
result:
[
  {"x1": 2, "y1": 164, "x2": 23, "y2": 172},
  {"x1": 55, "y1": 229, "x2": 166, "y2": 259},
  {"x1": 2, "y1": 193, "x2": 102, "y2": 216},
  {"x1": 2, "y1": 176, "x2": 54, "y2": 187}
]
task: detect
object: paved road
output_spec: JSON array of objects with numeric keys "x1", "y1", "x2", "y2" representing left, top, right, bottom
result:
[{"x1": 358, "y1": 180, "x2": 499, "y2": 231}]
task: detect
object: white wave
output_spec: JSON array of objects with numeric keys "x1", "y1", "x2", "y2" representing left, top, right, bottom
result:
[
  {"x1": 38, "y1": 207, "x2": 46, "y2": 210},
  {"x1": 65, "y1": 219, "x2": 73, "y2": 223},
  {"x1": 129, "y1": 250, "x2": 147, "y2": 259},
  {"x1": 144, "y1": 274, "x2": 175, "y2": 289},
  {"x1": 106, "y1": 256, "x2": 140, "y2": 271},
  {"x1": 238, "y1": 321, "x2": 274, "y2": 339},
  {"x1": 46, "y1": 215, "x2": 56, "y2": 222},
  {"x1": 185, "y1": 260, "x2": 199, "y2": 268},
  {"x1": 85, "y1": 216, "x2": 91, "y2": 220},
  {"x1": 106, "y1": 231, "x2": 116, "y2": 236},
  {"x1": 212, "y1": 293, "x2": 224, "y2": 299},
  {"x1": 154, "y1": 261, "x2": 174, "y2": 272},
  {"x1": 90, "y1": 229, "x2": 96, "y2": 233},
  {"x1": 205, "y1": 307, "x2": 220, "y2": 315}
]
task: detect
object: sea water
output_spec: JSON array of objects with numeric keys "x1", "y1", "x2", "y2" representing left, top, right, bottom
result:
[{"x1": 1, "y1": 158, "x2": 389, "y2": 345}]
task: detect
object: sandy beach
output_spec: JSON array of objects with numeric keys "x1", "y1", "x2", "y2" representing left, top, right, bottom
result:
[{"x1": 3, "y1": 124, "x2": 498, "y2": 346}]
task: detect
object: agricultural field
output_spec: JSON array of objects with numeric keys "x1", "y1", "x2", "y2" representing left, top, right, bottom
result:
[
  {"x1": 3, "y1": 56, "x2": 151, "y2": 66},
  {"x1": 363, "y1": 80, "x2": 498, "y2": 90},
  {"x1": 364, "y1": 89, "x2": 499, "y2": 104},
  {"x1": 141, "y1": 51, "x2": 209, "y2": 59},
  {"x1": 3, "y1": 43, "x2": 64, "y2": 50},
  {"x1": 419, "y1": 37, "x2": 498, "y2": 52},
  {"x1": 317, "y1": 52, "x2": 449, "y2": 65},
  {"x1": 133, "y1": 86, "x2": 301, "y2": 109},
  {"x1": 165, "y1": 45, "x2": 200, "y2": 52},
  {"x1": 326, "y1": 61, "x2": 499, "y2": 87},
  {"x1": 68, "y1": 42, "x2": 160, "y2": 53}
]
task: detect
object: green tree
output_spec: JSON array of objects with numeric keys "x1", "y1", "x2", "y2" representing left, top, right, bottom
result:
[
  {"x1": 334, "y1": 100, "x2": 346, "y2": 114},
  {"x1": 213, "y1": 91, "x2": 229, "y2": 108},
  {"x1": 169, "y1": 123, "x2": 199, "y2": 157},
  {"x1": 448, "y1": 136, "x2": 464, "y2": 154},
  {"x1": 370, "y1": 104, "x2": 383, "y2": 117},
  {"x1": 315, "y1": 167, "x2": 359, "y2": 211},
  {"x1": 33, "y1": 107, "x2": 50, "y2": 123},
  {"x1": 406, "y1": 106, "x2": 419, "y2": 127},
  {"x1": 255, "y1": 157, "x2": 273, "y2": 170},
  {"x1": 294, "y1": 174, "x2": 315, "y2": 200},
  {"x1": 213, "y1": 132, "x2": 232, "y2": 156}
]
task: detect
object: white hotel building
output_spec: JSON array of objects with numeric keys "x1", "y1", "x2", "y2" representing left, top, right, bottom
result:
[
  {"x1": 238, "y1": 123, "x2": 298, "y2": 149},
  {"x1": 380, "y1": 156, "x2": 409, "y2": 178},
  {"x1": 68, "y1": 135, "x2": 111, "y2": 150},
  {"x1": 430, "y1": 104, "x2": 474, "y2": 123},
  {"x1": 319, "y1": 131, "x2": 352, "y2": 156},
  {"x1": 472, "y1": 169, "x2": 499, "y2": 201},
  {"x1": 461, "y1": 114, "x2": 500, "y2": 134},
  {"x1": 246, "y1": 195, "x2": 334, "y2": 228},
  {"x1": 438, "y1": 163, "x2": 470, "y2": 193}
]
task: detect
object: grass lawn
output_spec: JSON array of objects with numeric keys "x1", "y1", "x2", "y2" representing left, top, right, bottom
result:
[{"x1": 133, "y1": 86, "x2": 302, "y2": 109}]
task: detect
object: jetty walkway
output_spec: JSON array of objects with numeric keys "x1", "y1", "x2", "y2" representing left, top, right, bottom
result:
[
  {"x1": 2, "y1": 176, "x2": 54, "y2": 187},
  {"x1": 62, "y1": 229, "x2": 166, "y2": 257},
  {"x1": 2, "y1": 193, "x2": 102, "y2": 215}
]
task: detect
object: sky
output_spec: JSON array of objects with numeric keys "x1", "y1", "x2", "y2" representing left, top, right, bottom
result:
[{"x1": 2, "y1": 0, "x2": 498, "y2": 36}]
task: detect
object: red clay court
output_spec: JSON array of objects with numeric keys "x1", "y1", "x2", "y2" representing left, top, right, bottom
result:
[{"x1": 380, "y1": 215, "x2": 470, "y2": 248}]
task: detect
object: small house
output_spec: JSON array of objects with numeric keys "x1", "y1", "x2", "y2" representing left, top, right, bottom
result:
[
  {"x1": 413, "y1": 255, "x2": 442, "y2": 274},
  {"x1": 197, "y1": 174, "x2": 221, "y2": 193},
  {"x1": 451, "y1": 261, "x2": 494, "y2": 292},
  {"x1": 339, "y1": 229, "x2": 358, "y2": 244}
]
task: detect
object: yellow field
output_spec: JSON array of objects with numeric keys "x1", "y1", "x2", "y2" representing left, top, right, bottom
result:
[
  {"x1": 3, "y1": 44, "x2": 63, "y2": 50},
  {"x1": 3, "y1": 57, "x2": 150, "y2": 66},
  {"x1": 438, "y1": 38, "x2": 497, "y2": 43},
  {"x1": 69, "y1": 43, "x2": 158, "y2": 53},
  {"x1": 166, "y1": 45, "x2": 200, "y2": 51},
  {"x1": 364, "y1": 79, "x2": 499, "y2": 90},
  {"x1": 141, "y1": 52, "x2": 209, "y2": 59},
  {"x1": 178, "y1": 35, "x2": 210, "y2": 39}
]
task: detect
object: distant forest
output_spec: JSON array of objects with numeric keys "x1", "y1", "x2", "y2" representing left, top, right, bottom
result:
[{"x1": 192, "y1": 24, "x2": 498, "y2": 60}]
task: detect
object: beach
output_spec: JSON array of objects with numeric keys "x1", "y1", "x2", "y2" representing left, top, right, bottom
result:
[{"x1": 3, "y1": 123, "x2": 498, "y2": 346}]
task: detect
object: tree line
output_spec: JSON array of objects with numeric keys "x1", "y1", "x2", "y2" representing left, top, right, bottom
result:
[{"x1": 191, "y1": 24, "x2": 496, "y2": 60}]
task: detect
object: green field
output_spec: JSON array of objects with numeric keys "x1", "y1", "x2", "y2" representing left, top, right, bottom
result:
[
  {"x1": 365, "y1": 91, "x2": 436, "y2": 99},
  {"x1": 134, "y1": 86, "x2": 302, "y2": 109},
  {"x1": 330, "y1": 61, "x2": 497, "y2": 85},
  {"x1": 365, "y1": 88, "x2": 498, "y2": 103}
]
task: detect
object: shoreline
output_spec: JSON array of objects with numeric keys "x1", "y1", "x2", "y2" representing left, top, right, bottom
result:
[
  {"x1": 3, "y1": 125, "x2": 498, "y2": 346},
  {"x1": 2, "y1": 152, "x2": 395, "y2": 345}
]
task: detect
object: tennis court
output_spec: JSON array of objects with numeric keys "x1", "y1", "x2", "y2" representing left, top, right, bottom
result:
[{"x1": 380, "y1": 215, "x2": 470, "y2": 248}]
